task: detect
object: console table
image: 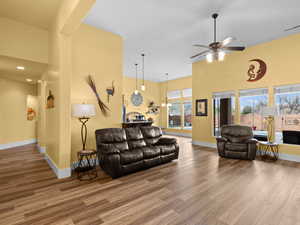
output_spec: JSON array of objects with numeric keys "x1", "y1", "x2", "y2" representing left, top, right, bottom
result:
[{"x1": 122, "y1": 121, "x2": 153, "y2": 128}]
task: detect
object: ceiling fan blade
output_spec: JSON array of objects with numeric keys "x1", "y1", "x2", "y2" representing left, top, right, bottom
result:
[
  {"x1": 284, "y1": 25, "x2": 300, "y2": 32},
  {"x1": 223, "y1": 46, "x2": 245, "y2": 51},
  {"x1": 193, "y1": 44, "x2": 210, "y2": 49},
  {"x1": 220, "y1": 37, "x2": 235, "y2": 47},
  {"x1": 190, "y1": 50, "x2": 210, "y2": 59}
]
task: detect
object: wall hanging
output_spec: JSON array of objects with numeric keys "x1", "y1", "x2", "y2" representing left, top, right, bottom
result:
[
  {"x1": 106, "y1": 81, "x2": 115, "y2": 103},
  {"x1": 46, "y1": 90, "x2": 55, "y2": 109},
  {"x1": 87, "y1": 75, "x2": 109, "y2": 116},
  {"x1": 196, "y1": 99, "x2": 208, "y2": 116},
  {"x1": 247, "y1": 59, "x2": 267, "y2": 82}
]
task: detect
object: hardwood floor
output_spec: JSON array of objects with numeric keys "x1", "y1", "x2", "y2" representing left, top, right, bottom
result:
[{"x1": 0, "y1": 137, "x2": 300, "y2": 225}]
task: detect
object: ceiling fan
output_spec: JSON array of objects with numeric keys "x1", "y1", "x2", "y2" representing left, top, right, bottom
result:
[
  {"x1": 284, "y1": 25, "x2": 300, "y2": 32},
  {"x1": 191, "y1": 13, "x2": 246, "y2": 62}
]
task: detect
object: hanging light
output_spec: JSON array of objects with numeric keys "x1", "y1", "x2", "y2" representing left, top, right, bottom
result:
[
  {"x1": 141, "y1": 53, "x2": 146, "y2": 91},
  {"x1": 218, "y1": 50, "x2": 225, "y2": 61},
  {"x1": 161, "y1": 73, "x2": 171, "y2": 107},
  {"x1": 134, "y1": 63, "x2": 139, "y2": 95},
  {"x1": 206, "y1": 52, "x2": 213, "y2": 63}
]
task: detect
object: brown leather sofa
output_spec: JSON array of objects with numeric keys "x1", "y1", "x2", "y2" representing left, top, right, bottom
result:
[
  {"x1": 95, "y1": 126, "x2": 179, "y2": 178},
  {"x1": 216, "y1": 125, "x2": 257, "y2": 160}
]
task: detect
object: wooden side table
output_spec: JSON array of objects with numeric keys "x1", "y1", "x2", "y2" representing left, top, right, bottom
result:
[
  {"x1": 258, "y1": 142, "x2": 279, "y2": 161},
  {"x1": 74, "y1": 149, "x2": 98, "y2": 180}
]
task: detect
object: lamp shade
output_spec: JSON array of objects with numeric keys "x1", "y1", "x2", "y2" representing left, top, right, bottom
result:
[
  {"x1": 262, "y1": 106, "x2": 277, "y2": 117},
  {"x1": 72, "y1": 104, "x2": 96, "y2": 118}
]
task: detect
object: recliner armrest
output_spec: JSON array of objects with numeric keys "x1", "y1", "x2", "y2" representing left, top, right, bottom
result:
[
  {"x1": 156, "y1": 137, "x2": 177, "y2": 145},
  {"x1": 216, "y1": 137, "x2": 227, "y2": 142},
  {"x1": 245, "y1": 138, "x2": 258, "y2": 144},
  {"x1": 97, "y1": 143, "x2": 120, "y2": 155}
]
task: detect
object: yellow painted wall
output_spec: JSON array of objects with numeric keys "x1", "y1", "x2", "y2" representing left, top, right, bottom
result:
[
  {"x1": 123, "y1": 76, "x2": 161, "y2": 126},
  {"x1": 160, "y1": 76, "x2": 192, "y2": 134},
  {"x1": 71, "y1": 23, "x2": 123, "y2": 162},
  {"x1": 43, "y1": 0, "x2": 95, "y2": 170},
  {"x1": 192, "y1": 33, "x2": 300, "y2": 156},
  {"x1": 0, "y1": 78, "x2": 37, "y2": 144},
  {"x1": 0, "y1": 17, "x2": 48, "y2": 64}
]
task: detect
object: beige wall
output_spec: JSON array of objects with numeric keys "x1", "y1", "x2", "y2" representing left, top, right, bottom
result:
[
  {"x1": 160, "y1": 76, "x2": 192, "y2": 133},
  {"x1": 192, "y1": 33, "x2": 300, "y2": 156},
  {"x1": 42, "y1": 0, "x2": 95, "y2": 170},
  {"x1": 71, "y1": 23, "x2": 123, "y2": 162},
  {"x1": 0, "y1": 78, "x2": 37, "y2": 145},
  {"x1": 0, "y1": 17, "x2": 48, "y2": 64},
  {"x1": 123, "y1": 76, "x2": 161, "y2": 126}
]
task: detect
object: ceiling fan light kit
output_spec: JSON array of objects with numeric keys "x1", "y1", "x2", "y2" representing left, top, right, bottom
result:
[{"x1": 191, "y1": 13, "x2": 245, "y2": 63}]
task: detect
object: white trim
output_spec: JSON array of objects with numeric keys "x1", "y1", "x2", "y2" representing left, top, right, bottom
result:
[
  {"x1": 278, "y1": 153, "x2": 300, "y2": 162},
  {"x1": 44, "y1": 153, "x2": 71, "y2": 179},
  {"x1": 164, "y1": 131, "x2": 192, "y2": 138},
  {"x1": 192, "y1": 140, "x2": 217, "y2": 148},
  {"x1": 37, "y1": 144, "x2": 46, "y2": 154},
  {"x1": 0, "y1": 139, "x2": 37, "y2": 150}
]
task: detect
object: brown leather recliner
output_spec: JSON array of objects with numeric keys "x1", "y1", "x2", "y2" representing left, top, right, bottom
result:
[{"x1": 216, "y1": 125, "x2": 257, "y2": 160}]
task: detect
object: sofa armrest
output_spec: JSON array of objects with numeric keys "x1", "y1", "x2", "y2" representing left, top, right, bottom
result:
[
  {"x1": 156, "y1": 137, "x2": 177, "y2": 145},
  {"x1": 216, "y1": 136, "x2": 227, "y2": 142},
  {"x1": 245, "y1": 138, "x2": 258, "y2": 144},
  {"x1": 97, "y1": 143, "x2": 120, "y2": 155}
]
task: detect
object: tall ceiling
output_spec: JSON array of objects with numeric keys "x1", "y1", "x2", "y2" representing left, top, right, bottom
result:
[
  {"x1": 0, "y1": 0, "x2": 61, "y2": 29},
  {"x1": 85, "y1": 0, "x2": 300, "y2": 82}
]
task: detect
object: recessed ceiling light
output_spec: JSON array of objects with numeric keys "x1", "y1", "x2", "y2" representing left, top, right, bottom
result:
[
  {"x1": 26, "y1": 78, "x2": 32, "y2": 82},
  {"x1": 17, "y1": 66, "x2": 25, "y2": 70}
]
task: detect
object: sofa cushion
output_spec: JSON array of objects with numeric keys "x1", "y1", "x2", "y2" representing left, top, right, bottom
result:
[
  {"x1": 156, "y1": 138, "x2": 177, "y2": 145},
  {"x1": 95, "y1": 128, "x2": 129, "y2": 152},
  {"x1": 140, "y1": 126, "x2": 162, "y2": 145},
  {"x1": 157, "y1": 144, "x2": 176, "y2": 155},
  {"x1": 141, "y1": 146, "x2": 161, "y2": 159},
  {"x1": 125, "y1": 127, "x2": 146, "y2": 149},
  {"x1": 120, "y1": 149, "x2": 143, "y2": 165},
  {"x1": 225, "y1": 143, "x2": 248, "y2": 152}
]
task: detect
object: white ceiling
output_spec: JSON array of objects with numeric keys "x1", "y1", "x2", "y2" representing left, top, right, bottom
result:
[{"x1": 84, "y1": 0, "x2": 300, "y2": 82}]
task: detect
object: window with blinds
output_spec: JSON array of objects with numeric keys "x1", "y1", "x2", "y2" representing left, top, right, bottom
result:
[
  {"x1": 274, "y1": 84, "x2": 300, "y2": 144},
  {"x1": 239, "y1": 88, "x2": 268, "y2": 131}
]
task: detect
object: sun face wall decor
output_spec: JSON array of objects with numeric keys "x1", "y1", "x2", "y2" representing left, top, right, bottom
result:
[{"x1": 247, "y1": 59, "x2": 267, "y2": 82}]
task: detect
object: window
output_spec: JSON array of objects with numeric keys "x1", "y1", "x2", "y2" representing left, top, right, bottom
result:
[
  {"x1": 213, "y1": 91, "x2": 235, "y2": 136},
  {"x1": 239, "y1": 88, "x2": 268, "y2": 131},
  {"x1": 183, "y1": 101, "x2": 192, "y2": 128},
  {"x1": 168, "y1": 102, "x2": 181, "y2": 128},
  {"x1": 167, "y1": 88, "x2": 192, "y2": 129},
  {"x1": 274, "y1": 84, "x2": 300, "y2": 144}
]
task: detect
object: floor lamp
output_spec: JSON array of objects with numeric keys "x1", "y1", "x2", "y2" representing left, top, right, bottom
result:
[
  {"x1": 262, "y1": 106, "x2": 277, "y2": 143},
  {"x1": 72, "y1": 104, "x2": 96, "y2": 150}
]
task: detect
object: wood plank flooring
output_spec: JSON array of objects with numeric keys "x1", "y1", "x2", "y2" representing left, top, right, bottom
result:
[{"x1": 0, "y1": 137, "x2": 300, "y2": 225}]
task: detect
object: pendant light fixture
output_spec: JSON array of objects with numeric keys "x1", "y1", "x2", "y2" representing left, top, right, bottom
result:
[
  {"x1": 161, "y1": 73, "x2": 171, "y2": 107},
  {"x1": 141, "y1": 53, "x2": 146, "y2": 91},
  {"x1": 134, "y1": 63, "x2": 139, "y2": 95}
]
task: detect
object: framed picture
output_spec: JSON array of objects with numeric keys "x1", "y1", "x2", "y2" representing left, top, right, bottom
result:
[{"x1": 196, "y1": 99, "x2": 208, "y2": 116}]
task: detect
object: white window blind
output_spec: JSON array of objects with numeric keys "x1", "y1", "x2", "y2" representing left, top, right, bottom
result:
[
  {"x1": 182, "y1": 88, "x2": 192, "y2": 98},
  {"x1": 274, "y1": 84, "x2": 300, "y2": 94},
  {"x1": 213, "y1": 91, "x2": 235, "y2": 99},
  {"x1": 239, "y1": 88, "x2": 268, "y2": 97},
  {"x1": 167, "y1": 90, "x2": 181, "y2": 99}
]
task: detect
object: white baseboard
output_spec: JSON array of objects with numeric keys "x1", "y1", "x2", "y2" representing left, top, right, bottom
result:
[
  {"x1": 164, "y1": 131, "x2": 192, "y2": 138},
  {"x1": 192, "y1": 140, "x2": 217, "y2": 148},
  {"x1": 44, "y1": 153, "x2": 71, "y2": 179},
  {"x1": 0, "y1": 139, "x2": 37, "y2": 150},
  {"x1": 37, "y1": 144, "x2": 46, "y2": 154}
]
